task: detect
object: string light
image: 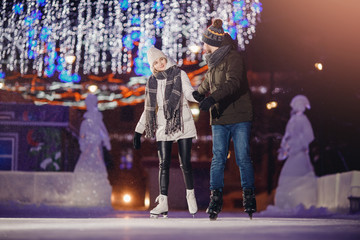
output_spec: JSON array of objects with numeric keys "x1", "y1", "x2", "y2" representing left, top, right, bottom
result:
[{"x1": 0, "y1": 0, "x2": 262, "y2": 110}]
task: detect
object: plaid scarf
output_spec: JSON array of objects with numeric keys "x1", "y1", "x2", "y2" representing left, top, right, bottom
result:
[{"x1": 144, "y1": 65, "x2": 183, "y2": 138}]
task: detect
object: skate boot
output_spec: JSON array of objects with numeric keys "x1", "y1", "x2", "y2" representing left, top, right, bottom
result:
[
  {"x1": 186, "y1": 189, "x2": 198, "y2": 217},
  {"x1": 243, "y1": 188, "x2": 256, "y2": 220},
  {"x1": 150, "y1": 195, "x2": 168, "y2": 218},
  {"x1": 206, "y1": 189, "x2": 223, "y2": 221}
]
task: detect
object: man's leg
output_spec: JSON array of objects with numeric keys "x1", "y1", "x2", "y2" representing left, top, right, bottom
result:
[
  {"x1": 207, "y1": 125, "x2": 231, "y2": 220},
  {"x1": 210, "y1": 125, "x2": 231, "y2": 190},
  {"x1": 231, "y1": 121, "x2": 254, "y2": 189},
  {"x1": 231, "y1": 121, "x2": 256, "y2": 218}
]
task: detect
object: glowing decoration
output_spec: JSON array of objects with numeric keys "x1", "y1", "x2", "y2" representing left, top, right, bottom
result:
[
  {"x1": 266, "y1": 101, "x2": 278, "y2": 110},
  {"x1": 0, "y1": 0, "x2": 262, "y2": 109},
  {"x1": 65, "y1": 55, "x2": 76, "y2": 65},
  {"x1": 315, "y1": 62, "x2": 323, "y2": 71},
  {"x1": 13, "y1": 4, "x2": 24, "y2": 14},
  {"x1": 88, "y1": 85, "x2": 98, "y2": 93},
  {"x1": 1, "y1": 0, "x2": 261, "y2": 76},
  {"x1": 123, "y1": 194, "x2": 131, "y2": 203}
]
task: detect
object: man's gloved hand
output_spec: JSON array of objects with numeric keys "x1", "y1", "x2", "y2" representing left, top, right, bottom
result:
[
  {"x1": 192, "y1": 91, "x2": 205, "y2": 102},
  {"x1": 133, "y1": 132, "x2": 142, "y2": 149},
  {"x1": 199, "y1": 96, "x2": 216, "y2": 111}
]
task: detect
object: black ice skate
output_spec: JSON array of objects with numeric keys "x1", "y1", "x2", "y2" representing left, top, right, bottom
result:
[
  {"x1": 243, "y1": 188, "x2": 257, "y2": 220},
  {"x1": 206, "y1": 189, "x2": 223, "y2": 221}
]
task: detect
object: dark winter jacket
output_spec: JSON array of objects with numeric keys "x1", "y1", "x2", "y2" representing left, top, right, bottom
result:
[{"x1": 198, "y1": 34, "x2": 253, "y2": 125}]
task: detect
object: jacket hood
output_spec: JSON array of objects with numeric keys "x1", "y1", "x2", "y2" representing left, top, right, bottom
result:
[{"x1": 221, "y1": 33, "x2": 238, "y2": 50}]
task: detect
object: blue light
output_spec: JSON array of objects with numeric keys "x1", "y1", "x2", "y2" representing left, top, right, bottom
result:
[
  {"x1": 59, "y1": 70, "x2": 72, "y2": 83},
  {"x1": 134, "y1": 57, "x2": 151, "y2": 76},
  {"x1": 31, "y1": 10, "x2": 42, "y2": 20},
  {"x1": 28, "y1": 29, "x2": 36, "y2": 38},
  {"x1": 152, "y1": 1, "x2": 164, "y2": 11},
  {"x1": 122, "y1": 35, "x2": 134, "y2": 50},
  {"x1": 131, "y1": 16, "x2": 141, "y2": 26},
  {"x1": 37, "y1": 0, "x2": 47, "y2": 7},
  {"x1": 28, "y1": 50, "x2": 35, "y2": 59},
  {"x1": 119, "y1": 0, "x2": 129, "y2": 11},
  {"x1": 24, "y1": 17, "x2": 34, "y2": 26},
  {"x1": 47, "y1": 42, "x2": 55, "y2": 52},
  {"x1": 228, "y1": 26, "x2": 237, "y2": 40},
  {"x1": 57, "y1": 57, "x2": 65, "y2": 65},
  {"x1": 233, "y1": 10, "x2": 244, "y2": 22},
  {"x1": 45, "y1": 64, "x2": 55, "y2": 77},
  {"x1": 0, "y1": 72, "x2": 5, "y2": 79},
  {"x1": 56, "y1": 65, "x2": 64, "y2": 72},
  {"x1": 13, "y1": 4, "x2": 24, "y2": 14},
  {"x1": 49, "y1": 51, "x2": 57, "y2": 60},
  {"x1": 130, "y1": 31, "x2": 141, "y2": 41},
  {"x1": 252, "y1": 2, "x2": 263, "y2": 13},
  {"x1": 72, "y1": 74, "x2": 81, "y2": 83},
  {"x1": 154, "y1": 17, "x2": 164, "y2": 29},
  {"x1": 29, "y1": 39, "x2": 37, "y2": 48},
  {"x1": 234, "y1": 0, "x2": 245, "y2": 8},
  {"x1": 240, "y1": 19, "x2": 249, "y2": 27},
  {"x1": 40, "y1": 27, "x2": 51, "y2": 41}
]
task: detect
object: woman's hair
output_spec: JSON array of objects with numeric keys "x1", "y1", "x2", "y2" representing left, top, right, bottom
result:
[{"x1": 152, "y1": 57, "x2": 167, "y2": 73}]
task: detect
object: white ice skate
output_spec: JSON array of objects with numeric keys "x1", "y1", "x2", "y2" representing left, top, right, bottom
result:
[
  {"x1": 150, "y1": 194, "x2": 168, "y2": 218},
  {"x1": 186, "y1": 189, "x2": 198, "y2": 217}
]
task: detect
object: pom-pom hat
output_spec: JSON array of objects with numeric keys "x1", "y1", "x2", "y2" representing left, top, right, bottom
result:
[{"x1": 202, "y1": 19, "x2": 225, "y2": 47}]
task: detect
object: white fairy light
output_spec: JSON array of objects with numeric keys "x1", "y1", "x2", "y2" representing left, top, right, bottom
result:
[{"x1": 0, "y1": 0, "x2": 262, "y2": 110}]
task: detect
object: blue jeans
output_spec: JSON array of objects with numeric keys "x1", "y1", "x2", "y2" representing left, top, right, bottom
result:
[{"x1": 210, "y1": 122, "x2": 255, "y2": 191}]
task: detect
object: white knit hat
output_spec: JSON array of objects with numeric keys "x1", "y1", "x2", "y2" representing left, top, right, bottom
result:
[{"x1": 147, "y1": 46, "x2": 167, "y2": 68}]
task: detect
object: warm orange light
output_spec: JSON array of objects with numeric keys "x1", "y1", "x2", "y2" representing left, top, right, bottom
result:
[
  {"x1": 88, "y1": 85, "x2": 98, "y2": 93},
  {"x1": 123, "y1": 194, "x2": 131, "y2": 203},
  {"x1": 315, "y1": 62, "x2": 323, "y2": 71},
  {"x1": 266, "y1": 101, "x2": 278, "y2": 110}
]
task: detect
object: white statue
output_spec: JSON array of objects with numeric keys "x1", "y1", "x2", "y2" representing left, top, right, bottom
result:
[
  {"x1": 72, "y1": 94, "x2": 112, "y2": 207},
  {"x1": 275, "y1": 95, "x2": 317, "y2": 209}
]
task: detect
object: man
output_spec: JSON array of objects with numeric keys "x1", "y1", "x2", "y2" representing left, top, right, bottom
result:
[{"x1": 192, "y1": 19, "x2": 256, "y2": 220}]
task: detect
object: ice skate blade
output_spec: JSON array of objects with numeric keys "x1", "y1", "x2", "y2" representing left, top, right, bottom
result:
[
  {"x1": 209, "y1": 213, "x2": 218, "y2": 221},
  {"x1": 150, "y1": 212, "x2": 168, "y2": 219}
]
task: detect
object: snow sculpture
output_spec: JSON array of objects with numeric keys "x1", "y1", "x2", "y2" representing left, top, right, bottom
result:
[
  {"x1": 72, "y1": 94, "x2": 112, "y2": 207},
  {"x1": 275, "y1": 95, "x2": 317, "y2": 209}
]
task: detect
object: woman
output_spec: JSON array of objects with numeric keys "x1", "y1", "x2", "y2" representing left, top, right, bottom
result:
[{"x1": 133, "y1": 47, "x2": 198, "y2": 218}]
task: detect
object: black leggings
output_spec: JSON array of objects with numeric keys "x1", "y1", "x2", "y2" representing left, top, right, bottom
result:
[{"x1": 157, "y1": 138, "x2": 194, "y2": 195}]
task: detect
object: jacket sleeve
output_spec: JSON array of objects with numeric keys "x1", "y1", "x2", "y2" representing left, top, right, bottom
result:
[
  {"x1": 198, "y1": 72, "x2": 210, "y2": 95},
  {"x1": 210, "y1": 54, "x2": 244, "y2": 102},
  {"x1": 181, "y1": 70, "x2": 198, "y2": 102},
  {"x1": 135, "y1": 109, "x2": 146, "y2": 134}
]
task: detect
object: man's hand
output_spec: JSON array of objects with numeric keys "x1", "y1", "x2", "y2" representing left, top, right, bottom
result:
[
  {"x1": 192, "y1": 91, "x2": 205, "y2": 102},
  {"x1": 199, "y1": 96, "x2": 216, "y2": 111}
]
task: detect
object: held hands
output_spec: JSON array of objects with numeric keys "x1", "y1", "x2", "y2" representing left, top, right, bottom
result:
[
  {"x1": 133, "y1": 132, "x2": 142, "y2": 149},
  {"x1": 199, "y1": 96, "x2": 216, "y2": 111},
  {"x1": 192, "y1": 91, "x2": 205, "y2": 102}
]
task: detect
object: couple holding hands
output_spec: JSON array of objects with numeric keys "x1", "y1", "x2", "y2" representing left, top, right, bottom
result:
[{"x1": 133, "y1": 19, "x2": 256, "y2": 220}]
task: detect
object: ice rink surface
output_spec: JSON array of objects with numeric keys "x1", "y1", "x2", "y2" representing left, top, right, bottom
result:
[{"x1": 1, "y1": 211, "x2": 359, "y2": 240}]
